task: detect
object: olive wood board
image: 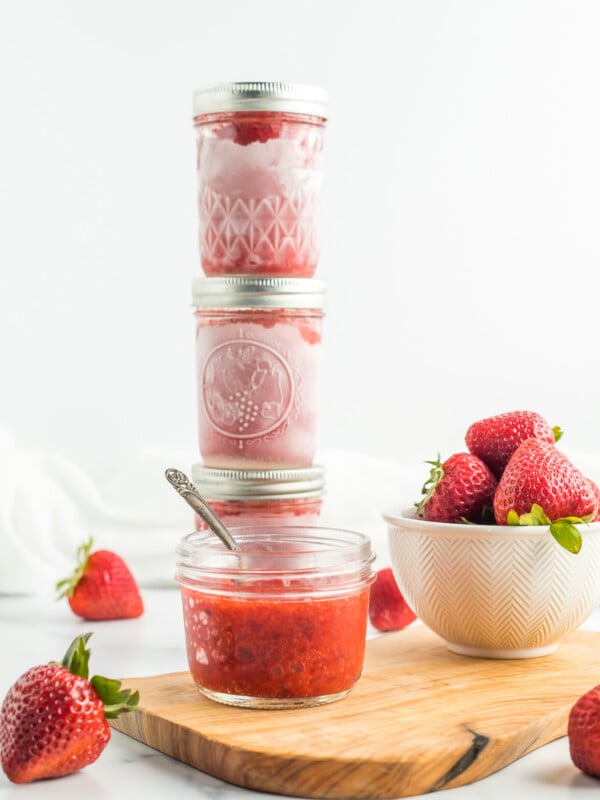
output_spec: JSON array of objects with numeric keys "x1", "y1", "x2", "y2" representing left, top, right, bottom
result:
[{"x1": 110, "y1": 626, "x2": 600, "y2": 799}]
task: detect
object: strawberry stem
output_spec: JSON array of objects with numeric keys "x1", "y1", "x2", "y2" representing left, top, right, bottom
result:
[
  {"x1": 553, "y1": 425, "x2": 563, "y2": 443},
  {"x1": 550, "y1": 520, "x2": 582, "y2": 554},
  {"x1": 60, "y1": 631, "x2": 93, "y2": 678},
  {"x1": 506, "y1": 503, "x2": 586, "y2": 554},
  {"x1": 415, "y1": 455, "x2": 444, "y2": 517},
  {"x1": 91, "y1": 676, "x2": 140, "y2": 719},
  {"x1": 54, "y1": 633, "x2": 139, "y2": 719},
  {"x1": 56, "y1": 537, "x2": 94, "y2": 600}
]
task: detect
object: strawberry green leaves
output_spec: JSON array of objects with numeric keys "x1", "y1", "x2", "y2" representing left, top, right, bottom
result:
[
  {"x1": 506, "y1": 503, "x2": 593, "y2": 554},
  {"x1": 90, "y1": 676, "x2": 139, "y2": 720},
  {"x1": 55, "y1": 634, "x2": 139, "y2": 718},
  {"x1": 553, "y1": 425, "x2": 564, "y2": 443},
  {"x1": 415, "y1": 456, "x2": 444, "y2": 517}
]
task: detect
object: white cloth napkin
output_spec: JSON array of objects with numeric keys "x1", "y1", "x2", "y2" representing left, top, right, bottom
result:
[{"x1": 0, "y1": 428, "x2": 194, "y2": 594}]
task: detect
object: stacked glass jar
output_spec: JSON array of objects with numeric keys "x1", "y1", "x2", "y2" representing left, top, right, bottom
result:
[{"x1": 191, "y1": 82, "x2": 329, "y2": 529}]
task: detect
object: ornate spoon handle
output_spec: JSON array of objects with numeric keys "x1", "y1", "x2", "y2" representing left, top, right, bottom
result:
[{"x1": 165, "y1": 468, "x2": 240, "y2": 552}]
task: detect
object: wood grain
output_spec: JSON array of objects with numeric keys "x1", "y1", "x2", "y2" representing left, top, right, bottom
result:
[{"x1": 109, "y1": 626, "x2": 600, "y2": 799}]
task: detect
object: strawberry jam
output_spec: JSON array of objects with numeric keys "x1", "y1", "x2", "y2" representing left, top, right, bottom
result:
[
  {"x1": 181, "y1": 585, "x2": 370, "y2": 702},
  {"x1": 176, "y1": 526, "x2": 375, "y2": 708}
]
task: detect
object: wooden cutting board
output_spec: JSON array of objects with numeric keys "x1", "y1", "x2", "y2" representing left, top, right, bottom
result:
[{"x1": 110, "y1": 626, "x2": 600, "y2": 799}]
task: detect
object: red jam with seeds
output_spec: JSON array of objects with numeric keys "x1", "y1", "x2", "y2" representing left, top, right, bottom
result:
[
  {"x1": 175, "y1": 526, "x2": 375, "y2": 708},
  {"x1": 181, "y1": 585, "x2": 370, "y2": 700}
]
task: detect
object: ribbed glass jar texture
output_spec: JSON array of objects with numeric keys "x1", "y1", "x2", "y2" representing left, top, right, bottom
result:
[
  {"x1": 175, "y1": 526, "x2": 376, "y2": 708},
  {"x1": 191, "y1": 464, "x2": 325, "y2": 530},
  {"x1": 193, "y1": 82, "x2": 327, "y2": 277},
  {"x1": 193, "y1": 278, "x2": 326, "y2": 470}
]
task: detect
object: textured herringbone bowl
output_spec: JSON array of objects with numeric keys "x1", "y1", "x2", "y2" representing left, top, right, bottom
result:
[{"x1": 384, "y1": 506, "x2": 600, "y2": 659}]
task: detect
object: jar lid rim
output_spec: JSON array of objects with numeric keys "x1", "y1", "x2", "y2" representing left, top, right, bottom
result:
[
  {"x1": 193, "y1": 81, "x2": 328, "y2": 119},
  {"x1": 191, "y1": 276, "x2": 327, "y2": 310},
  {"x1": 191, "y1": 463, "x2": 326, "y2": 499}
]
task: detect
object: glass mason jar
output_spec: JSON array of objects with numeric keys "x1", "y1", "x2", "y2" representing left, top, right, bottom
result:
[
  {"x1": 193, "y1": 276, "x2": 326, "y2": 469},
  {"x1": 175, "y1": 525, "x2": 376, "y2": 708},
  {"x1": 191, "y1": 463, "x2": 325, "y2": 530},
  {"x1": 193, "y1": 82, "x2": 327, "y2": 277}
]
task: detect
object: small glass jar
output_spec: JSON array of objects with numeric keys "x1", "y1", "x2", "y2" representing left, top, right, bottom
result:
[
  {"x1": 175, "y1": 525, "x2": 376, "y2": 708},
  {"x1": 193, "y1": 276, "x2": 326, "y2": 469},
  {"x1": 192, "y1": 463, "x2": 325, "y2": 530},
  {"x1": 193, "y1": 82, "x2": 327, "y2": 277}
]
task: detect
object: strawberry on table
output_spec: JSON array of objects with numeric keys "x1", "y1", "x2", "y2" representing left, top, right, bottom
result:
[
  {"x1": 57, "y1": 537, "x2": 144, "y2": 620},
  {"x1": 568, "y1": 684, "x2": 600, "y2": 778},
  {"x1": 369, "y1": 567, "x2": 417, "y2": 632},
  {"x1": 416, "y1": 452, "x2": 497, "y2": 523},
  {"x1": 465, "y1": 409, "x2": 561, "y2": 478},
  {"x1": 0, "y1": 633, "x2": 138, "y2": 784},
  {"x1": 493, "y1": 438, "x2": 598, "y2": 553}
]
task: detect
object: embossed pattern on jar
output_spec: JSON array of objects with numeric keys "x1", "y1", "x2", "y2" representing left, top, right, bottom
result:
[
  {"x1": 193, "y1": 83, "x2": 327, "y2": 277},
  {"x1": 193, "y1": 277, "x2": 326, "y2": 470}
]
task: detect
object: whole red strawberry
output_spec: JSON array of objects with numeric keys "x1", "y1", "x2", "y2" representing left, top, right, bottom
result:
[
  {"x1": 369, "y1": 567, "x2": 417, "y2": 632},
  {"x1": 56, "y1": 538, "x2": 144, "y2": 620},
  {"x1": 568, "y1": 684, "x2": 600, "y2": 778},
  {"x1": 0, "y1": 633, "x2": 138, "y2": 783},
  {"x1": 465, "y1": 409, "x2": 561, "y2": 478},
  {"x1": 416, "y1": 452, "x2": 497, "y2": 523},
  {"x1": 493, "y1": 438, "x2": 597, "y2": 553}
]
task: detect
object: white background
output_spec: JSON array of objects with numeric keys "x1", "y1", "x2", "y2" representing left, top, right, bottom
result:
[{"x1": 1, "y1": 0, "x2": 599, "y2": 488}]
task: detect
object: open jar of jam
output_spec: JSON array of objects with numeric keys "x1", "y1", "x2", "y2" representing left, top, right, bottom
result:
[
  {"x1": 193, "y1": 82, "x2": 327, "y2": 277},
  {"x1": 191, "y1": 463, "x2": 325, "y2": 530},
  {"x1": 175, "y1": 525, "x2": 376, "y2": 708},
  {"x1": 193, "y1": 276, "x2": 326, "y2": 470}
]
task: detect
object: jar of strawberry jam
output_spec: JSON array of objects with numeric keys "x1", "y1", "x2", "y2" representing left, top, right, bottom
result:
[
  {"x1": 193, "y1": 276, "x2": 326, "y2": 470},
  {"x1": 191, "y1": 463, "x2": 325, "y2": 531},
  {"x1": 175, "y1": 525, "x2": 375, "y2": 708},
  {"x1": 193, "y1": 82, "x2": 327, "y2": 277}
]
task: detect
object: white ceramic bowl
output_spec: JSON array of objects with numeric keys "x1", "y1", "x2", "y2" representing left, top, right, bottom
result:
[{"x1": 384, "y1": 506, "x2": 600, "y2": 659}]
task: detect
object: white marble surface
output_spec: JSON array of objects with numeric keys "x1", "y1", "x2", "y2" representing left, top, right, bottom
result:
[{"x1": 1, "y1": 590, "x2": 600, "y2": 799}]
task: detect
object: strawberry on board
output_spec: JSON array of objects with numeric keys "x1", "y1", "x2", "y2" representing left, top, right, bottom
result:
[
  {"x1": 465, "y1": 409, "x2": 561, "y2": 478},
  {"x1": 416, "y1": 452, "x2": 497, "y2": 523},
  {"x1": 493, "y1": 438, "x2": 598, "y2": 553},
  {"x1": 56, "y1": 537, "x2": 144, "y2": 620},
  {"x1": 568, "y1": 684, "x2": 600, "y2": 778},
  {"x1": 0, "y1": 633, "x2": 138, "y2": 783},
  {"x1": 369, "y1": 567, "x2": 417, "y2": 632}
]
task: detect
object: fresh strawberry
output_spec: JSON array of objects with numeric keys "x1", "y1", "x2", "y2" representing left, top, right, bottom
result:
[
  {"x1": 493, "y1": 438, "x2": 597, "y2": 553},
  {"x1": 465, "y1": 409, "x2": 561, "y2": 478},
  {"x1": 369, "y1": 567, "x2": 417, "y2": 632},
  {"x1": 416, "y1": 453, "x2": 497, "y2": 523},
  {"x1": 568, "y1": 684, "x2": 600, "y2": 778},
  {"x1": 0, "y1": 633, "x2": 138, "y2": 783},
  {"x1": 56, "y1": 537, "x2": 144, "y2": 620}
]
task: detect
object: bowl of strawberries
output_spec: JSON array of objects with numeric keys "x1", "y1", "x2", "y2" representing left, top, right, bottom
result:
[{"x1": 384, "y1": 410, "x2": 600, "y2": 659}]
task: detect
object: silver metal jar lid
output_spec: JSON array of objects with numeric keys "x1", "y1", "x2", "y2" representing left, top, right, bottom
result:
[
  {"x1": 192, "y1": 276, "x2": 327, "y2": 310},
  {"x1": 191, "y1": 463, "x2": 326, "y2": 500},
  {"x1": 193, "y1": 82, "x2": 328, "y2": 119}
]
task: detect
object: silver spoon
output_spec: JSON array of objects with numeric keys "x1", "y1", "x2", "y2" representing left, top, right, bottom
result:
[{"x1": 165, "y1": 467, "x2": 240, "y2": 552}]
